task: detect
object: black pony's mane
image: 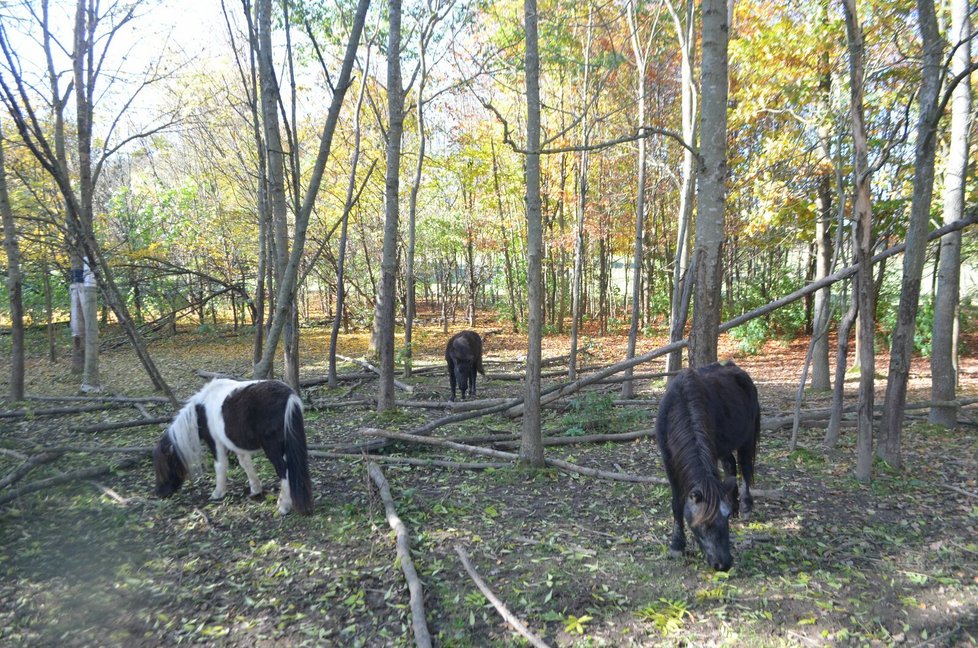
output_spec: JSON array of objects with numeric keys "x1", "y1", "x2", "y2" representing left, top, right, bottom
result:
[{"x1": 661, "y1": 369, "x2": 725, "y2": 526}]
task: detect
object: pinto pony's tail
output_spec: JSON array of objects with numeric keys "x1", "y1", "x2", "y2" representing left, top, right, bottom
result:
[{"x1": 284, "y1": 394, "x2": 314, "y2": 515}]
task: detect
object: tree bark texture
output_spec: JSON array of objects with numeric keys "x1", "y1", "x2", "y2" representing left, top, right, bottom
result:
[
  {"x1": 690, "y1": 0, "x2": 728, "y2": 368},
  {"x1": 377, "y1": 0, "x2": 404, "y2": 411},
  {"x1": 842, "y1": 0, "x2": 876, "y2": 482},
  {"x1": 879, "y1": 0, "x2": 944, "y2": 468},
  {"x1": 666, "y1": 0, "x2": 696, "y2": 378},
  {"x1": 520, "y1": 0, "x2": 545, "y2": 466},
  {"x1": 929, "y1": 0, "x2": 971, "y2": 427},
  {"x1": 0, "y1": 126, "x2": 24, "y2": 400}
]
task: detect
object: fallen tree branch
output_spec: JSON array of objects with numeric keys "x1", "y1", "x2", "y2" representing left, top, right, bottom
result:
[
  {"x1": 359, "y1": 428, "x2": 783, "y2": 496},
  {"x1": 395, "y1": 398, "x2": 513, "y2": 411},
  {"x1": 21, "y1": 394, "x2": 172, "y2": 404},
  {"x1": 366, "y1": 462, "x2": 432, "y2": 648},
  {"x1": 763, "y1": 397, "x2": 978, "y2": 431},
  {"x1": 491, "y1": 428, "x2": 654, "y2": 449},
  {"x1": 0, "y1": 404, "x2": 120, "y2": 419},
  {"x1": 311, "y1": 399, "x2": 372, "y2": 410},
  {"x1": 0, "y1": 457, "x2": 142, "y2": 507},
  {"x1": 33, "y1": 445, "x2": 154, "y2": 455},
  {"x1": 938, "y1": 483, "x2": 978, "y2": 500},
  {"x1": 72, "y1": 416, "x2": 172, "y2": 434},
  {"x1": 0, "y1": 450, "x2": 65, "y2": 490},
  {"x1": 454, "y1": 545, "x2": 552, "y2": 648},
  {"x1": 310, "y1": 451, "x2": 507, "y2": 471},
  {"x1": 301, "y1": 373, "x2": 376, "y2": 387},
  {"x1": 360, "y1": 427, "x2": 666, "y2": 485},
  {"x1": 337, "y1": 355, "x2": 414, "y2": 393}
]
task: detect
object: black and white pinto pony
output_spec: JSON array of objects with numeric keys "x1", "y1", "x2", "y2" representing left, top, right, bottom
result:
[
  {"x1": 153, "y1": 379, "x2": 313, "y2": 516},
  {"x1": 655, "y1": 361, "x2": 760, "y2": 571}
]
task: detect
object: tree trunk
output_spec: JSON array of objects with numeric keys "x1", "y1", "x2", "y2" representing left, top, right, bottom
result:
[
  {"x1": 251, "y1": 0, "x2": 370, "y2": 380},
  {"x1": 74, "y1": 0, "x2": 99, "y2": 390},
  {"x1": 520, "y1": 0, "x2": 545, "y2": 467},
  {"x1": 255, "y1": 0, "x2": 294, "y2": 386},
  {"x1": 377, "y1": 0, "x2": 404, "y2": 411},
  {"x1": 491, "y1": 141, "x2": 520, "y2": 333},
  {"x1": 329, "y1": 42, "x2": 371, "y2": 389},
  {"x1": 879, "y1": 0, "x2": 944, "y2": 468},
  {"x1": 568, "y1": 19, "x2": 590, "y2": 381},
  {"x1": 404, "y1": 39, "x2": 426, "y2": 379},
  {"x1": 0, "y1": 126, "x2": 24, "y2": 400},
  {"x1": 667, "y1": 0, "x2": 696, "y2": 379},
  {"x1": 811, "y1": 3, "x2": 833, "y2": 392},
  {"x1": 623, "y1": 0, "x2": 650, "y2": 399},
  {"x1": 690, "y1": 0, "x2": 728, "y2": 368},
  {"x1": 929, "y1": 0, "x2": 970, "y2": 427},
  {"x1": 842, "y1": 0, "x2": 876, "y2": 483}
]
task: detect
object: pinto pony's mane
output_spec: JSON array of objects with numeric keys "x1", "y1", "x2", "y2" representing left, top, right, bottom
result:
[
  {"x1": 661, "y1": 370, "x2": 725, "y2": 527},
  {"x1": 166, "y1": 398, "x2": 205, "y2": 478}
]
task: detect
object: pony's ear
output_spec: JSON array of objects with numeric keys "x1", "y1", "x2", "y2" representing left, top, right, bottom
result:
[{"x1": 688, "y1": 488, "x2": 704, "y2": 504}]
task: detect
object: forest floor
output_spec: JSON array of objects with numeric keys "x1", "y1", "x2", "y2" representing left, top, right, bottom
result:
[{"x1": 0, "y1": 317, "x2": 976, "y2": 647}]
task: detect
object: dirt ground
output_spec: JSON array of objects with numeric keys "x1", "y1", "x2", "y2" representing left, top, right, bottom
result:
[{"x1": 0, "y1": 320, "x2": 976, "y2": 647}]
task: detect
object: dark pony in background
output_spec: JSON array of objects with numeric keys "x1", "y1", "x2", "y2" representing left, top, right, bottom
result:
[
  {"x1": 153, "y1": 379, "x2": 314, "y2": 516},
  {"x1": 655, "y1": 361, "x2": 760, "y2": 570},
  {"x1": 445, "y1": 330, "x2": 485, "y2": 401}
]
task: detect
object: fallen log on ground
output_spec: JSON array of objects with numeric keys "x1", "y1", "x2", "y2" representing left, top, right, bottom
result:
[
  {"x1": 310, "y1": 451, "x2": 507, "y2": 471},
  {"x1": 0, "y1": 451, "x2": 65, "y2": 490},
  {"x1": 336, "y1": 355, "x2": 414, "y2": 393},
  {"x1": 0, "y1": 404, "x2": 120, "y2": 419},
  {"x1": 73, "y1": 416, "x2": 172, "y2": 434},
  {"x1": 454, "y1": 545, "x2": 552, "y2": 648},
  {"x1": 359, "y1": 428, "x2": 783, "y2": 497},
  {"x1": 366, "y1": 463, "x2": 432, "y2": 648},
  {"x1": 0, "y1": 457, "x2": 142, "y2": 507}
]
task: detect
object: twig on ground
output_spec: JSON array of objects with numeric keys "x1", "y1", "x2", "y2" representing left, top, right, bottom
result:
[
  {"x1": 310, "y1": 451, "x2": 508, "y2": 471},
  {"x1": 359, "y1": 428, "x2": 784, "y2": 497},
  {"x1": 337, "y1": 355, "x2": 414, "y2": 393},
  {"x1": 454, "y1": 545, "x2": 552, "y2": 648},
  {"x1": 366, "y1": 463, "x2": 432, "y2": 648},
  {"x1": 0, "y1": 450, "x2": 65, "y2": 490},
  {"x1": 0, "y1": 404, "x2": 120, "y2": 419},
  {"x1": 938, "y1": 483, "x2": 978, "y2": 500},
  {"x1": 21, "y1": 395, "x2": 172, "y2": 404},
  {"x1": 72, "y1": 417, "x2": 171, "y2": 434},
  {"x1": 491, "y1": 428, "x2": 654, "y2": 449},
  {"x1": 0, "y1": 457, "x2": 142, "y2": 507},
  {"x1": 33, "y1": 445, "x2": 154, "y2": 455}
]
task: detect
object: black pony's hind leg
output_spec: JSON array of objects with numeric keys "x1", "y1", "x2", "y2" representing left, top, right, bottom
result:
[
  {"x1": 448, "y1": 359, "x2": 458, "y2": 401},
  {"x1": 737, "y1": 445, "x2": 754, "y2": 516}
]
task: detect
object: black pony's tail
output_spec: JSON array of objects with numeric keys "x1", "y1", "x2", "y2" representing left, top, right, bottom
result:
[
  {"x1": 737, "y1": 370, "x2": 762, "y2": 484},
  {"x1": 284, "y1": 394, "x2": 314, "y2": 515}
]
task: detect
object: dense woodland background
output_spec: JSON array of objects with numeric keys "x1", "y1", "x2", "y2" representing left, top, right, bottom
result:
[
  {"x1": 0, "y1": 0, "x2": 975, "y2": 468},
  {"x1": 1, "y1": 1, "x2": 977, "y2": 645}
]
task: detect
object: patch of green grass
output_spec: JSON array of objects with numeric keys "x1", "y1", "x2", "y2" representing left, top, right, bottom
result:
[
  {"x1": 788, "y1": 447, "x2": 825, "y2": 467},
  {"x1": 561, "y1": 392, "x2": 647, "y2": 437},
  {"x1": 636, "y1": 597, "x2": 691, "y2": 635}
]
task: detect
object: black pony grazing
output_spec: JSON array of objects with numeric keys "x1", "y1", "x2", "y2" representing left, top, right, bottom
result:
[
  {"x1": 153, "y1": 379, "x2": 314, "y2": 516},
  {"x1": 655, "y1": 361, "x2": 760, "y2": 571},
  {"x1": 445, "y1": 330, "x2": 485, "y2": 401}
]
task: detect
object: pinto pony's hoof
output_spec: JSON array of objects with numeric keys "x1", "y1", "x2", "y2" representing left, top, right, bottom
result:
[
  {"x1": 249, "y1": 490, "x2": 265, "y2": 501},
  {"x1": 210, "y1": 490, "x2": 225, "y2": 501},
  {"x1": 668, "y1": 548, "x2": 684, "y2": 559}
]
